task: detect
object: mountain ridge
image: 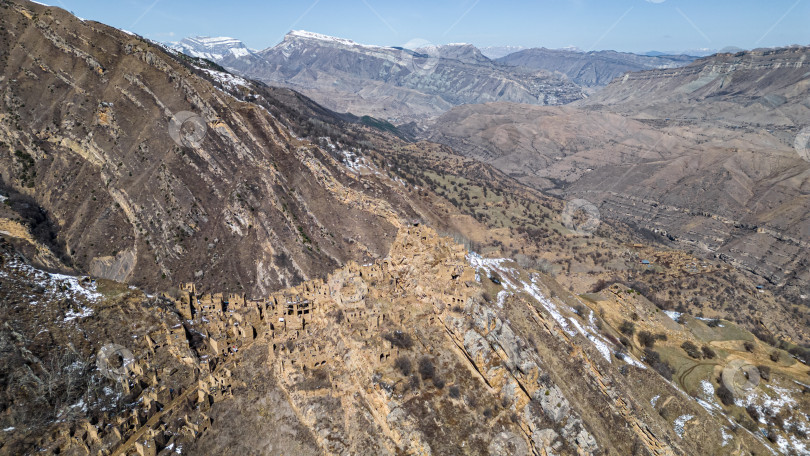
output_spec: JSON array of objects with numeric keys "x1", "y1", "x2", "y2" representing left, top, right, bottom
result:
[
  {"x1": 170, "y1": 30, "x2": 585, "y2": 124},
  {"x1": 496, "y1": 47, "x2": 697, "y2": 88}
]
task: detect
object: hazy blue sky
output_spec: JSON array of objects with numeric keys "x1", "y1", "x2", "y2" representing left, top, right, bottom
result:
[{"x1": 35, "y1": 0, "x2": 809, "y2": 54}]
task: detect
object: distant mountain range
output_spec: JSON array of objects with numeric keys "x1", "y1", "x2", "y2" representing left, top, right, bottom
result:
[
  {"x1": 580, "y1": 45, "x2": 810, "y2": 127},
  {"x1": 171, "y1": 31, "x2": 585, "y2": 124},
  {"x1": 168, "y1": 32, "x2": 712, "y2": 121},
  {"x1": 479, "y1": 45, "x2": 527, "y2": 59},
  {"x1": 496, "y1": 48, "x2": 697, "y2": 88}
]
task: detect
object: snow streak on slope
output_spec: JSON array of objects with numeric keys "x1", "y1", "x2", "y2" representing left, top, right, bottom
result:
[
  {"x1": 0, "y1": 258, "x2": 101, "y2": 303},
  {"x1": 467, "y1": 253, "x2": 621, "y2": 363}
]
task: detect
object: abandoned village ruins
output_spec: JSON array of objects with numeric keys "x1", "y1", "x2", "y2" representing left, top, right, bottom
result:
[
  {"x1": 67, "y1": 223, "x2": 619, "y2": 455},
  {"x1": 170, "y1": 224, "x2": 477, "y2": 368}
]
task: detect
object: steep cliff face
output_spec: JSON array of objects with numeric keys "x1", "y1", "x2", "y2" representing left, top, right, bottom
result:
[
  {"x1": 198, "y1": 31, "x2": 585, "y2": 124},
  {"x1": 0, "y1": 0, "x2": 441, "y2": 294}
]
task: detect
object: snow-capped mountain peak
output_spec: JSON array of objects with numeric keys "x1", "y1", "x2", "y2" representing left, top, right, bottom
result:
[
  {"x1": 169, "y1": 36, "x2": 255, "y2": 61},
  {"x1": 284, "y1": 30, "x2": 381, "y2": 49}
]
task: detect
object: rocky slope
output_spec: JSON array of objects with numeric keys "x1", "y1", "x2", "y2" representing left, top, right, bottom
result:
[
  {"x1": 2, "y1": 223, "x2": 797, "y2": 455},
  {"x1": 497, "y1": 48, "x2": 696, "y2": 89},
  {"x1": 424, "y1": 45, "x2": 810, "y2": 311},
  {"x1": 1, "y1": 2, "x2": 809, "y2": 454},
  {"x1": 176, "y1": 30, "x2": 585, "y2": 124},
  {"x1": 0, "y1": 0, "x2": 469, "y2": 295}
]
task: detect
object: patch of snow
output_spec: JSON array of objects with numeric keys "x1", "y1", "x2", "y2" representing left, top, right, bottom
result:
[
  {"x1": 64, "y1": 305, "x2": 94, "y2": 322},
  {"x1": 701, "y1": 380, "x2": 715, "y2": 397},
  {"x1": 49, "y1": 272, "x2": 102, "y2": 300},
  {"x1": 495, "y1": 290, "x2": 510, "y2": 308},
  {"x1": 622, "y1": 353, "x2": 647, "y2": 369},
  {"x1": 694, "y1": 316, "x2": 724, "y2": 326},
  {"x1": 663, "y1": 310, "x2": 682, "y2": 323},
  {"x1": 230, "y1": 47, "x2": 250, "y2": 57},
  {"x1": 68, "y1": 398, "x2": 87, "y2": 413},
  {"x1": 339, "y1": 149, "x2": 373, "y2": 173},
  {"x1": 569, "y1": 317, "x2": 611, "y2": 363},
  {"x1": 201, "y1": 68, "x2": 249, "y2": 90},
  {"x1": 523, "y1": 277, "x2": 576, "y2": 337},
  {"x1": 733, "y1": 382, "x2": 810, "y2": 454},
  {"x1": 721, "y1": 428, "x2": 732, "y2": 446},
  {"x1": 3, "y1": 427, "x2": 14, "y2": 432},
  {"x1": 789, "y1": 434, "x2": 807, "y2": 455},
  {"x1": 650, "y1": 395, "x2": 660, "y2": 406},
  {"x1": 694, "y1": 384, "x2": 721, "y2": 413},
  {"x1": 0, "y1": 194, "x2": 7, "y2": 202},
  {"x1": 776, "y1": 435, "x2": 790, "y2": 454},
  {"x1": 467, "y1": 252, "x2": 630, "y2": 366},
  {"x1": 2, "y1": 258, "x2": 101, "y2": 302},
  {"x1": 674, "y1": 414, "x2": 694, "y2": 438},
  {"x1": 736, "y1": 384, "x2": 798, "y2": 414},
  {"x1": 697, "y1": 399, "x2": 717, "y2": 414}
]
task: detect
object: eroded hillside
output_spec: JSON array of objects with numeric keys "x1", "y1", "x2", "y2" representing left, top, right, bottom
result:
[
  {"x1": 423, "y1": 45, "x2": 810, "y2": 339},
  {"x1": 1, "y1": 2, "x2": 809, "y2": 455},
  {"x1": 3, "y1": 223, "x2": 798, "y2": 455},
  {"x1": 0, "y1": 0, "x2": 444, "y2": 294}
]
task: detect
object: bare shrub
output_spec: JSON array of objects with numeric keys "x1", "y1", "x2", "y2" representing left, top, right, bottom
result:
[
  {"x1": 638, "y1": 331, "x2": 656, "y2": 348},
  {"x1": 681, "y1": 341, "x2": 702, "y2": 359},
  {"x1": 716, "y1": 383, "x2": 734, "y2": 406},
  {"x1": 418, "y1": 356, "x2": 435, "y2": 380},
  {"x1": 384, "y1": 330, "x2": 414, "y2": 349},
  {"x1": 619, "y1": 320, "x2": 635, "y2": 336},
  {"x1": 394, "y1": 356, "x2": 412, "y2": 376}
]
